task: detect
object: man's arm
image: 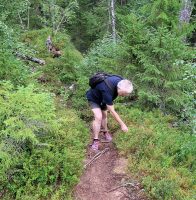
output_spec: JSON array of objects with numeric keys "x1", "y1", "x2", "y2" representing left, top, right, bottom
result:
[{"x1": 106, "y1": 104, "x2": 128, "y2": 132}]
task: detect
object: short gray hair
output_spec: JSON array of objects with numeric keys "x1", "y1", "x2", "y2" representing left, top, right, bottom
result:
[{"x1": 117, "y1": 79, "x2": 133, "y2": 94}]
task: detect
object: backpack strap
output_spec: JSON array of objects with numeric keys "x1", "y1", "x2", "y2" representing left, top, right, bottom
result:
[
  {"x1": 104, "y1": 75, "x2": 123, "y2": 93},
  {"x1": 104, "y1": 78, "x2": 114, "y2": 92}
]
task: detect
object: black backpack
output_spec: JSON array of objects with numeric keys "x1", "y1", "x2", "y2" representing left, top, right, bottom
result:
[{"x1": 89, "y1": 72, "x2": 123, "y2": 91}]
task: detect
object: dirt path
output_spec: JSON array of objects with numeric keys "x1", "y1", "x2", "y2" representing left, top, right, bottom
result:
[{"x1": 74, "y1": 133, "x2": 148, "y2": 200}]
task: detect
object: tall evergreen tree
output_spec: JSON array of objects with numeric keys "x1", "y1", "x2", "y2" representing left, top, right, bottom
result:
[{"x1": 117, "y1": 0, "x2": 195, "y2": 115}]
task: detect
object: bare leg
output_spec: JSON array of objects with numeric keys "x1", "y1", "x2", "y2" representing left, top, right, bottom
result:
[
  {"x1": 101, "y1": 110, "x2": 112, "y2": 142},
  {"x1": 101, "y1": 110, "x2": 108, "y2": 132},
  {"x1": 92, "y1": 108, "x2": 102, "y2": 139}
]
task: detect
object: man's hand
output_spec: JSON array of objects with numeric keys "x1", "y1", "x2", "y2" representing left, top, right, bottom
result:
[
  {"x1": 106, "y1": 104, "x2": 129, "y2": 132},
  {"x1": 121, "y1": 123, "x2": 128, "y2": 132}
]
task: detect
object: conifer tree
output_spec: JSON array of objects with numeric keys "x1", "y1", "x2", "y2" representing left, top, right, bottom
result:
[{"x1": 118, "y1": 0, "x2": 195, "y2": 114}]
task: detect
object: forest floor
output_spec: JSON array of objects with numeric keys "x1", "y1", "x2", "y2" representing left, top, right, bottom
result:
[{"x1": 74, "y1": 132, "x2": 148, "y2": 200}]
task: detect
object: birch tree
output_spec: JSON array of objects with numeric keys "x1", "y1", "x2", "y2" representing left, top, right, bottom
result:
[
  {"x1": 110, "y1": 0, "x2": 116, "y2": 43},
  {"x1": 179, "y1": 0, "x2": 193, "y2": 24}
]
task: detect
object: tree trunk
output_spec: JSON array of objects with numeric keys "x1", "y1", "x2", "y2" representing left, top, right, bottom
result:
[
  {"x1": 110, "y1": 0, "x2": 116, "y2": 43},
  {"x1": 18, "y1": 12, "x2": 25, "y2": 29},
  {"x1": 49, "y1": 0, "x2": 56, "y2": 35},
  {"x1": 179, "y1": 0, "x2": 193, "y2": 24},
  {"x1": 55, "y1": 14, "x2": 65, "y2": 35},
  {"x1": 120, "y1": 0, "x2": 127, "y2": 6},
  {"x1": 51, "y1": 0, "x2": 56, "y2": 34}
]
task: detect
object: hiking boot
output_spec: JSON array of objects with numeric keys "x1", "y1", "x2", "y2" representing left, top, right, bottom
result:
[
  {"x1": 104, "y1": 132, "x2": 112, "y2": 142},
  {"x1": 91, "y1": 139, "x2": 100, "y2": 151}
]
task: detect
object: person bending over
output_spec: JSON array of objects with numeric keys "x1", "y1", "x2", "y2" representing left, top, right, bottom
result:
[{"x1": 86, "y1": 75, "x2": 133, "y2": 151}]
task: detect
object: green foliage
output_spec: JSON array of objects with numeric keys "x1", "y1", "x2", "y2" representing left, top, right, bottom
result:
[
  {"x1": 0, "y1": 51, "x2": 28, "y2": 85},
  {"x1": 0, "y1": 0, "x2": 29, "y2": 28},
  {"x1": 118, "y1": 13, "x2": 195, "y2": 119},
  {"x1": 113, "y1": 105, "x2": 196, "y2": 200},
  {"x1": 0, "y1": 81, "x2": 89, "y2": 199},
  {"x1": 70, "y1": 76, "x2": 92, "y2": 121},
  {"x1": 0, "y1": 0, "x2": 78, "y2": 31},
  {"x1": 67, "y1": 0, "x2": 110, "y2": 51},
  {"x1": 40, "y1": 0, "x2": 79, "y2": 32},
  {"x1": 140, "y1": 0, "x2": 180, "y2": 28},
  {"x1": 0, "y1": 3, "x2": 30, "y2": 86},
  {"x1": 0, "y1": 21, "x2": 14, "y2": 49},
  {"x1": 0, "y1": 1, "x2": 195, "y2": 200},
  {"x1": 82, "y1": 35, "x2": 126, "y2": 76}
]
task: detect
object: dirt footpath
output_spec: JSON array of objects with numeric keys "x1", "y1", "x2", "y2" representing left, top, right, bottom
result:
[{"x1": 74, "y1": 133, "x2": 148, "y2": 200}]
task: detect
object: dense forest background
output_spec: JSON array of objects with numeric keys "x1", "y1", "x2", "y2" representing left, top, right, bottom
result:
[{"x1": 0, "y1": 0, "x2": 195, "y2": 199}]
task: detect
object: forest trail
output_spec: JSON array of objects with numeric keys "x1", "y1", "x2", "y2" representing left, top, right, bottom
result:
[{"x1": 74, "y1": 132, "x2": 148, "y2": 200}]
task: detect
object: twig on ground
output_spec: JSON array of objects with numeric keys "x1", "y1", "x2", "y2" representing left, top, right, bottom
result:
[
  {"x1": 100, "y1": 140, "x2": 110, "y2": 143},
  {"x1": 107, "y1": 182, "x2": 135, "y2": 193},
  {"x1": 84, "y1": 148, "x2": 109, "y2": 168}
]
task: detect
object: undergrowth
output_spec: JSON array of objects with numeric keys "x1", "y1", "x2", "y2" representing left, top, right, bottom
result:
[
  {"x1": 0, "y1": 81, "x2": 89, "y2": 200},
  {"x1": 21, "y1": 28, "x2": 83, "y2": 89},
  {"x1": 112, "y1": 105, "x2": 196, "y2": 200}
]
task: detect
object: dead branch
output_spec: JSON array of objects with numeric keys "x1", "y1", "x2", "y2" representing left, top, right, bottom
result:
[
  {"x1": 15, "y1": 52, "x2": 45, "y2": 65},
  {"x1": 84, "y1": 147, "x2": 109, "y2": 168},
  {"x1": 100, "y1": 140, "x2": 110, "y2": 143},
  {"x1": 107, "y1": 182, "x2": 135, "y2": 193}
]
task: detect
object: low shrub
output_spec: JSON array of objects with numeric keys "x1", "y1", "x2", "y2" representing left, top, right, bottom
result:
[
  {"x1": 0, "y1": 51, "x2": 28, "y2": 85},
  {"x1": 0, "y1": 81, "x2": 89, "y2": 199},
  {"x1": 113, "y1": 105, "x2": 196, "y2": 200},
  {"x1": 21, "y1": 29, "x2": 83, "y2": 85}
]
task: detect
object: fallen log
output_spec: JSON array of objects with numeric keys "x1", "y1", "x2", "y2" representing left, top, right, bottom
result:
[{"x1": 15, "y1": 52, "x2": 45, "y2": 65}]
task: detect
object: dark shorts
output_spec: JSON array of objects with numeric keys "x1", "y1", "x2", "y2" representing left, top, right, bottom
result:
[{"x1": 88, "y1": 101, "x2": 107, "y2": 111}]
